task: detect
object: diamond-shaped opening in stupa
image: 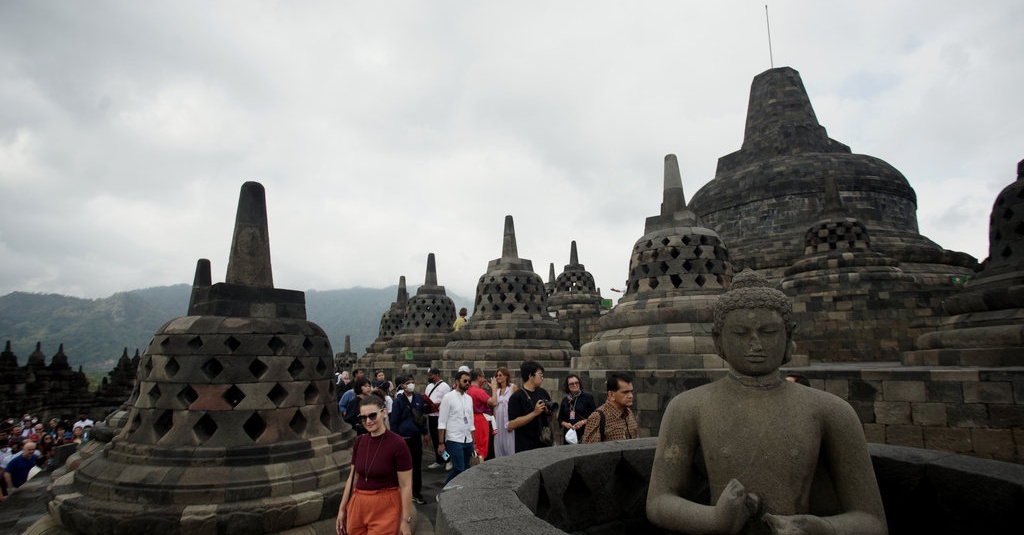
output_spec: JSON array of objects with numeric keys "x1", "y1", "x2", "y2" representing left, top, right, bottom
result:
[
  {"x1": 165, "y1": 357, "x2": 180, "y2": 377},
  {"x1": 268, "y1": 336, "x2": 287, "y2": 356},
  {"x1": 224, "y1": 336, "x2": 241, "y2": 353},
  {"x1": 249, "y1": 358, "x2": 268, "y2": 379},
  {"x1": 243, "y1": 413, "x2": 266, "y2": 441},
  {"x1": 268, "y1": 383, "x2": 288, "y2": 406},
  {"x1": 194, "y1": 414, "x2": 217, "y2": 441},
  {"x1": 201, "y1": 358, "x2": 224, "y2": 380},
  {"x1": 223, "y1": 385, "x2": 246, "y2": 408},
  {"x1": 178, "y1": 385, "x2": 199, "y2": 407},
  {"x1": 289, "y1": 410, "x2": 308, "y2": 435},
  {"x1": 153, "y1": 410, "x2": 174, "y2": 439},
  {"x1": 288, "y1": 358, "x2": 305, "y2": 379},
  {"x1": 304, "y1": 383, "x2": 319, "y2": 404}
]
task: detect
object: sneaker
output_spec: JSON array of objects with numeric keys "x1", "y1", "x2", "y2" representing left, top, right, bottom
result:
[
  {"x1": 427, "y1": 462, "x2": 441, "y2": 469},
  {"x1": 445, "y1": 461, "x2": 453, "y2": 471},
  {"x1": 412, "y1": 495, "x2": 426, "y2": 505}
]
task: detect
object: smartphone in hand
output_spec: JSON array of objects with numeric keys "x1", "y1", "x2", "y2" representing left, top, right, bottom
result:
[{"x1": 442, "y1": 450, "x2": 450, "y2": 461}]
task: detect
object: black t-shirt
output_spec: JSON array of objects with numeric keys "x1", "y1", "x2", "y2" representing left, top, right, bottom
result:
[{"x1": 507, "y1": 386, "x2": 552, "y2": 453}]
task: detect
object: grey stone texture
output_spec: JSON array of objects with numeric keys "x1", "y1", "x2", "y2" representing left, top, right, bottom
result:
[
  {"x1": 780, "y1": 179, "x2": 945, "y2": 361},
  {"x1": 441, "y1": 215, "x2": 578, "y2": 371},
  {"x1": 35, "y1": 182, "x2": 354, "y2": 535},
  {"x1": 433, "y1": 438, "x2": 1024, "y2": 535},
  {"x1": 909, "y1": 160, "x2": 1024, "y2": 367},
  {"x1": 689, "y1": 67, "x2": 977, "y2": 287}
]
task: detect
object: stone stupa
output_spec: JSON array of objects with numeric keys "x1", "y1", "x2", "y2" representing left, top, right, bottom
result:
[
  {"x1": 39, "y1": 182, "x2": 353, "y2": 535},
  {"x1": 908, "y1": 159, "x2": 1024, "y2": 366},
  {"x1": 689, "y1": 66, "x2": 976, "y2": 289},
  {"x1": 362, "y1": 275, "x2": 409, "y2": 363},
  {"x1": 441, "y1": 215, "x2": 577, "y2": 371},
  {"x1": 577, "y1": 154, "x2": 733, "y2": 372},
  {"x1": 547, "y1": 240, "x2": 604, "y2": 349},
  {"x1": 780, "y1": 176, "x2": 930, "y2": 361},
  {"x1": 380, "y1": 253, "x2": 457, "y2": 369}
]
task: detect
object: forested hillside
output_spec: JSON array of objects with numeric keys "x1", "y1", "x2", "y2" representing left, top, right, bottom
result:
[{"x1": 0, "y1": 286, "x2": 470, "y2": 373}]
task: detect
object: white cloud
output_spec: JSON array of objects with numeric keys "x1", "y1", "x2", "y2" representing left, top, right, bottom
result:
[{"x1": 0, "y1": 0, "x2": 1020, "y2": 301}]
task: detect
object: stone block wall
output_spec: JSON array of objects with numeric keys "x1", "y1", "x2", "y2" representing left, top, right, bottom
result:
[{"x1": 787, "y1": 365, "x2": 1024, "y2": 463}]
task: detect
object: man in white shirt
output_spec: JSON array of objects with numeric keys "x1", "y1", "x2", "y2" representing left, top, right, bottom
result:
[
  {"x1": 72, "y1": 413, "x2": 94, "y2": 430},
  {"x1": 437, "y1": 370, "x2": 475, "y2": 484},
  {"x1": 424, "y1": 367, "x2": 451, "y2": 469}
]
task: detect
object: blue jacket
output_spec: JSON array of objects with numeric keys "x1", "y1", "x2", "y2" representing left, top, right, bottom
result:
[{"x1": 390, "y1": 391, "x2": 429, "y2": 438}]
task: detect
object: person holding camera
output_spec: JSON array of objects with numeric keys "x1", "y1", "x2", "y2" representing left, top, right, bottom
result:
[{"x1": 506, "y1": 361, "x2": 554, "y2": 453}]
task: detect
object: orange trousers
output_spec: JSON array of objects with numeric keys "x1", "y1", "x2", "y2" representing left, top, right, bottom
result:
[{"x1": 346, "y1": 487, "x2": 401, "y2": 535}]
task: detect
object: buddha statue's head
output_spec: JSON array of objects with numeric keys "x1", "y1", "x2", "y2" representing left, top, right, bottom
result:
[{"x1": 712, "y1": 270, "x2": 795, "y2": 376}]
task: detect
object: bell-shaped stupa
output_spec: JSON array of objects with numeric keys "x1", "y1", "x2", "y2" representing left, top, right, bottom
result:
[
  {"x1": 441, "y1": 215, "x2": 577, "y2": 370},
  {"x1": 578, "y1": 154, "x2": 734, "y2": 372},
  {"x1": 689, "y1": 67, "x2": 976, "y2": 289},
  {"x1": 548, "y1": 241, "x2": 604, "y2": 349},
  {"x1": 781, "y1": 177, "x2": 929, "y2": 361},
  {"x1": 381, "y1": 253, "x2": 457, "y2": 369},
  {"x1": 362, "y1": 276, "x2": 409, "y2": 362},
  {"x1": 909, "y1": 159, "x2": 1024, "y2": 366},
  {"x1": 43, "y1": 182, "x2": 353, "y2": 535}
]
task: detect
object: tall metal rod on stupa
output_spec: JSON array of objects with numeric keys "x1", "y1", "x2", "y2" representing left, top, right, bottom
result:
[{"x1": 41, "y1": 181, "x2": 354, "y2": 535}]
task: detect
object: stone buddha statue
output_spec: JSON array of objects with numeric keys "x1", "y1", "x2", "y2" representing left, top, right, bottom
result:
[{"x1": 647, "y1": 270, "x2": 887, "y2": 535}]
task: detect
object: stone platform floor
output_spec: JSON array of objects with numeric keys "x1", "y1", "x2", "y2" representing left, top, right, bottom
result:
[{"x1": 0, "y1": 445, "x2": 452, "y2": 535}]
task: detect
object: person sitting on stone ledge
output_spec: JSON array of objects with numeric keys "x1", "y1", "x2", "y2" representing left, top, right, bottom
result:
[{"x1": 647, "y1": 270, "x2": 887, "y2": 535}]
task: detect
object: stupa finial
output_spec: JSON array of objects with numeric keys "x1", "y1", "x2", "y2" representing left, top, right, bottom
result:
[
  {"x1": 501, "y1": 215, "x2": 519, "y2": 258},
  {"x1": 225, "y1": 181, "x2": 274, "y2": 287},
  {"x1": 822, "y1": 175, "x2": 843, "y2": 216},
  {"x1": 425, "y1": 253, "x2": 438, "y2": 286},
  {"x1": 570, "y1": 241, "x2": 580, "y2": 266},
  {"x1": 662, "y1": 154, "x2": 687, "y2": 216},
  {"x1": 344, "y1": 335, "x2": 351, "y2": 353},
  {"x1": 548, "y1": 263, "x2": 556, "y2": 283},
  {"x1": 398, "y1": 276, "x2": 408, "y2": 305}
]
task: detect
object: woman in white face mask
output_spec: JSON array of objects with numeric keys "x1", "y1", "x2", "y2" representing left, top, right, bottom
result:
[{"x1": 388, "y1": 374, "x2": 431, "y2": 505}]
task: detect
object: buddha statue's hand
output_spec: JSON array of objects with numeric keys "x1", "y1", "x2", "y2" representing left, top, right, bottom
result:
[
  {"x1": 713, "y1": 479, "x2": 760, "y2": 534},
  {"x1": 763, "y1": 513, "x2": 834, "y2": 535}
]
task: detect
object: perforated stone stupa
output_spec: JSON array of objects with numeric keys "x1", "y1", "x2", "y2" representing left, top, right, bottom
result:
[
  {"x1": 548, "y1": 241, "x2": 604, "y2": 349},
  {"x1": 362, "y1": 275, "x2": 409, "y2": 362},
  {"x1": 40, "y1": 182, "x2": 352, "y2": 535},
  {"x1": 780, "y1": 177, "x2": 931, "y2": 361},
  {"x1": 380, "y1": 253, "x2": 457, "y2": 368},
  {"x1": 441, "y1": 215, "x2": 577, "y2": 369},
  {"x1": 577, "y1": 154, "x2": 733, "y2": 372},
  {"x1": 689, "y1": 66, "x2": 976, "y2": 289},
  {"x1": 908, "y1": 159, "x2": 1024, "y2": 366}
]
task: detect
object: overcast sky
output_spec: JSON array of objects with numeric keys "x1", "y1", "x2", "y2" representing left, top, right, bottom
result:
[{"x1": 2, "y1": 1, "x2": 1021, "y2": 304}]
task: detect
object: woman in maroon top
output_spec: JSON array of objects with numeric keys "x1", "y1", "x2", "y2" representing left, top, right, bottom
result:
[{"x1": 337, "y1": 394, "x2": 414, "y2": 535}]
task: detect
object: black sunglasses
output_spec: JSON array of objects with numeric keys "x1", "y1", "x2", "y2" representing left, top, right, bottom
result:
[{"x1": 357, "y1": 409, "x2": 384, "y2": 423}]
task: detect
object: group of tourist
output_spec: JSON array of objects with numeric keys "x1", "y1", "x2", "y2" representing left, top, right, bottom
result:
[
  {"x1": 0, "y1": 411, "x2": 93, "y2": 501},
  {"x1": 332, "y1": 361, "x2": 641, "y2": 534}
]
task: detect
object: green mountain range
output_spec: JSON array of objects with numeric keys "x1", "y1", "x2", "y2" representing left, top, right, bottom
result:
[{"x1": 0, "y1": 286, "x2": 470, "y2": 373}]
